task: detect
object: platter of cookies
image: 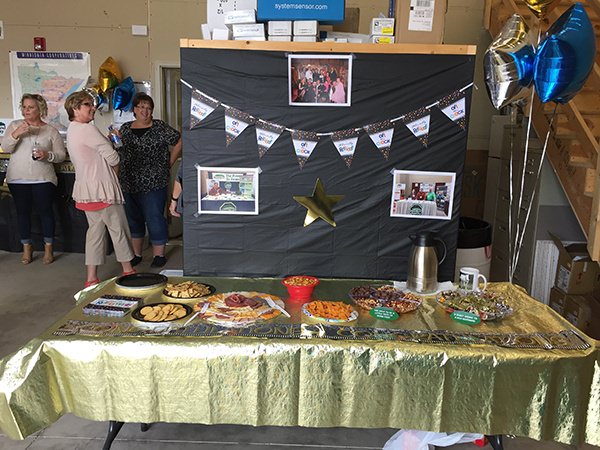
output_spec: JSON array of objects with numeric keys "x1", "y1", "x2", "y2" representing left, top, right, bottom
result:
[
  {"x1": 194, "y1": 291, "x2": 285, "y2": 328},
  {"x1": 301, "y1": 300, "x2": 358, "y2": 323},
  {"x1": 349, "y1": 285, "x2": 422, "y2": 314},
  {"x1": 163, "y1": 281, "x2": 215, "y2": 299},
  {"x1": 131, "y1": 302, "x2": 193, "y2": 326}
]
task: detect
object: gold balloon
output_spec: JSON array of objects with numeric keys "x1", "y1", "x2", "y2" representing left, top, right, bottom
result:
[
  {"x1": 523, "y1": 0, "x2": 559, "y2": 18},
  {"x1": 97, "y1": 57, "x2": 123, "y2": 92}
]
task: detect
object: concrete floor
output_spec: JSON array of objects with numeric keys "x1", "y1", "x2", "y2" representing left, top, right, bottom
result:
[{"x1": 0, "y1": 245, "x2": 598, "y2": 450}]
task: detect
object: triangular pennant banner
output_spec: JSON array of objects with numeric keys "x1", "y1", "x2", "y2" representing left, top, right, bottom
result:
[
  {"x1": 291, "y1": 130, "x2": 319, "y2": 169},
  {"x1": 364, "y1": 120, "x2": 394, "y2": 160},
  {"x1": 255, "y1": 120, "x2": 285, "y2": 158},
  {"x1": 402, "y1": 107, "x2": 431, "y2": 147},
  {"x1": 224, "y1": 107, "x2": 255, "y2": 146},
  {"x1": 331, "y1": 129, "x2": 360, "y2": 168},
  {"x1": 190, "y1": 91, "x2": 220, "y2": 130},
  {"x1": 438, "y1": 90, "x2": 467, "y2": 130}
]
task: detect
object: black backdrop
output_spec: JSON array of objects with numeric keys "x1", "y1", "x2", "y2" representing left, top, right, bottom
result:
[{"x1": 181, "y1": 47, "x2": 475, "y2": 280}]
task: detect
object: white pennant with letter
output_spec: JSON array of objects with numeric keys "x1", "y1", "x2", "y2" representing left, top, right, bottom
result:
[
  {"x1": 440, "y1": 96, "x2": 467, "y2": 130},
  {"x1": 366, "y1": 124, "x2": 394, "y2": 160}
]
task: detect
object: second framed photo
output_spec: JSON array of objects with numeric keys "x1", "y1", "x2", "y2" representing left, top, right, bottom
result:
[
  {"x1": 288, "y1": 54, "x2": 352, "y2": 107},
  {"x1": 390, "y1": 170, "x2": 456, "y2": 220},
  {"x1": 197, "y1": 166, "x2": 259, "y2": 215}
]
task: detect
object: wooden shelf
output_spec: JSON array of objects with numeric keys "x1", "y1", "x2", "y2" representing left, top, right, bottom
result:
[{"x1": 180, "y1": 39, "x2": 477, "y2": 55}]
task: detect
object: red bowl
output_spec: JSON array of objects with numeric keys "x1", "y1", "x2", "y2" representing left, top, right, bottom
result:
[{"x1": 282, "y1": 276, "x2": 320, "y2": 301}]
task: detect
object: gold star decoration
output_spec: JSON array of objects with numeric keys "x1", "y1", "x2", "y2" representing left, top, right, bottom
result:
[{"x1": 293, "y1": 178, "x2": 344, "y2": 227}]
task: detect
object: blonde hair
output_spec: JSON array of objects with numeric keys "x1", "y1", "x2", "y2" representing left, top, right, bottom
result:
[
  {"x1": 20, "y1": 94, "x2": 48, "y2": 118},
  {"x1": 64, "y1": 91, "x2": 94, "y2": 121}
]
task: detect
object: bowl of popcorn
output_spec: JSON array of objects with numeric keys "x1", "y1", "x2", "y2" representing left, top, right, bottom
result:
[{"x1": 282, "y1": 275, "x2": 320, "y2": 301}]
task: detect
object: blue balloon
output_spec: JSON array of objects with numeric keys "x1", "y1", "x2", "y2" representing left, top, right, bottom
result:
[
  {"x1": 112, "y1": 76, "x2": 136, "y2": 111},
  {"x1": 534, "y1": 3, "x2": 596, "y2": 103}
]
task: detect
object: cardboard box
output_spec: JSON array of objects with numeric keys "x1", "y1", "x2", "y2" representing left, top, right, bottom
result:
[
  {"x1": 293, "y1": 35, "x2": 317, "y2": 42},
  {"x1": 257, "y1": 0, "x2": 344, "y2": 22},
  {"x1": 564, "y1": 294, "x2": 592, "y2": 332},
  {"x1": 268, "y1": 35, "x2": 292, "y2": 41},
  {"x1": 268, "y1": 20, "x2": 292, "y2": 35},
  {"x1": 207, "y1": 0, "x2": 257, "y2": 32},
  {"x1": 549, "y1": 287, "x2": 566, "y2": 315},
  {"x1": 394, "y1": 0, "x2": 446, "y2": 44},
  {"x1": 293, "y1": 20, "x2": 318, "y2": 36},
  {"x1": 550, "y1": 233, "x2": 600, "y2": 295},
  {"x1": 212, "y1": 28, "x2": 231, "y2": 40},
  {"x1": 232, "y1": 23, "x2": 265, "y2": 38},
  {"x1": 224, "y1": 9, "x2": 256, "y2": 26},
  {"x1": 235, "y1": 36, "x2": 267, "y2": 41},
  {"x1": 371, "y1": 18, "x2": 395, "y2": 36},
  {"x1": 549, "y1": 287, "x2": 599, "y2": 338}
]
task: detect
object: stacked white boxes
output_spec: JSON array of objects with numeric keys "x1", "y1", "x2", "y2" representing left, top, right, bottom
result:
[
  {"x1": 370, "y1": 18, "x2": 396, "y2": 44},
  {"x1": 293, "y1": 20, "x2": 318, "y2": 42},
  {"x1": 267, "y1": 21, "x2": 292, "y2": 41}
]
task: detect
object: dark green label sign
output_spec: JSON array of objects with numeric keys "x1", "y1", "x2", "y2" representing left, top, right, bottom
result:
[
  {"x1": 220, "y1": 202, "x2": 237, "y2": 212},
  {"x1": 370, "y1": 307, "x2": 399, "y2": 321},
  {"x1": 450, "y1": 311, "x2": 481, "y2": 325}
]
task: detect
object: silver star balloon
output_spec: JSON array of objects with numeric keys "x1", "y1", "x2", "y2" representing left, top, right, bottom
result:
[{"x1": 484, "y1": 14, "x2": 536, "y2": 109}]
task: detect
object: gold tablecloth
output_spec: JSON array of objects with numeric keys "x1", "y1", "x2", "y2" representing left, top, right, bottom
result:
[{"x1": 0, "y1": 279, "x2": 599, "y2": 445}]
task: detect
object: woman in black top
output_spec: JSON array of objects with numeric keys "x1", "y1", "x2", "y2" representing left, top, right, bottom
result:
[{"x1": 118, "y1": 93, "x2": 181, "y2": 267}]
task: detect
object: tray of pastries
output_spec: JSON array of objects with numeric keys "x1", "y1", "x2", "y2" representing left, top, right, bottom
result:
[{"x1": 349, "y1": 285, "x2": 422, "y2": 314}]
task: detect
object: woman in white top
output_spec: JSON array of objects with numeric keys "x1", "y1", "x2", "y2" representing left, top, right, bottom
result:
[{"x1": 1, "y1": 94, "x2": 66, "y2": 264}]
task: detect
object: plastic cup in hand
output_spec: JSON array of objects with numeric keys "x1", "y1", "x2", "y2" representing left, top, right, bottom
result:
[{"x1": 32, "y1": 141, "x2": 41, "y2": 160}]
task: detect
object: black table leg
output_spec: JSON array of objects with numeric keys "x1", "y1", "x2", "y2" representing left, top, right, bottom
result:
[
  {"x1": 486, "y1": 435, "x2": 503, "y2": 450},
  {"x1": 102, "y1": 420, "x2": 124, "y2": 450},
  {"x1": 140, "y1": 423, "x2": 151, "y2": 432}
]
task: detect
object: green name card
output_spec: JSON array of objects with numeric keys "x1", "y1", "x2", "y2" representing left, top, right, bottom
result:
[
  {"x1": 450, "y1": 311, "x2": 481, "y2": 325},
  {"x1": 370, "y1": 307, "x2": 399, "y2": 321}
]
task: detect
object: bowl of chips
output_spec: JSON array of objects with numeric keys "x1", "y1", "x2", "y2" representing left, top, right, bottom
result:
[{"x1": 282, "y1": 275, "x2": 320, "y2": 301}]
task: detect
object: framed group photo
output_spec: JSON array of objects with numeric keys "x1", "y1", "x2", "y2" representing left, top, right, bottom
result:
[{"x1": 288, "y1": 54, "x2": 352, "y2": 107}]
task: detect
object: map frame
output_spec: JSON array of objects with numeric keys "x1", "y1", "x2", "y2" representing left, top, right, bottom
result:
[{"x1": 9, "y1": 51, "x2": 91, "y2": 134}]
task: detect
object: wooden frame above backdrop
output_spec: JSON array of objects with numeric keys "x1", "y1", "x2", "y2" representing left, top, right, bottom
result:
[{"x1": 180, "y1": 39, "x2": 477, "y2": 56}]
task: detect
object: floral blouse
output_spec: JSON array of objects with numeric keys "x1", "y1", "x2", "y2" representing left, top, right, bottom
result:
[{"x1": 118, "y1": 119, "x2": 180, "y2": 193}]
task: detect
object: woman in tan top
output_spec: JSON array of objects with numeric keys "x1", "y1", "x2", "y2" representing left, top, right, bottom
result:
[
  {"x1": 1, "y1": 94, "x2": 66, "y2": 264},
  {"x1": 64, "y1": 91, "x2": 135, "y2": 288}
]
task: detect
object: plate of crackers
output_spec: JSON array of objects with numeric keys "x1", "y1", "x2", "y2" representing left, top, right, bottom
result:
[
  {"x1": 163, "y1": 281, "x2": 215, "y2": 299},
  {"x1": 301, "y1": 300, "x2": 358, "y2": 323},
  {"x1": 131, "y1": 302, "x2": 193, "y2": 328},
  {"x1": 349, "y1": 285, "x2": 422, "y2": 314}
]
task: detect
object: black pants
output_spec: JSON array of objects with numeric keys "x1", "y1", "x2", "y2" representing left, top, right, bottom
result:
[{"x1": 8, "y1": 182, "x2": 56, "y2": 244}]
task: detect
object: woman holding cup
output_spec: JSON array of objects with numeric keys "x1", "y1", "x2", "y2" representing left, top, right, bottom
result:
[{"x1": 1, "y1": 94, "x2": 66, "y2": 264}]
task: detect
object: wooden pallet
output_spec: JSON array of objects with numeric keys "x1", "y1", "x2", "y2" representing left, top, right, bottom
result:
[{"x1": 485, "y1": 0, "x2": 600, "y2": 260}]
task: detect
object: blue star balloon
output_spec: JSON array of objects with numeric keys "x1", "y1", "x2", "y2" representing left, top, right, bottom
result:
[
  {"x1": 534, "y1": 3, "x2": 596, "y2": 103},
  {"x1": 112, "y1": 77, "x2": 136, "y2": 111}
]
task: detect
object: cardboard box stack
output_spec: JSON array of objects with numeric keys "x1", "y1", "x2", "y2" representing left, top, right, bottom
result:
[
  {"x1": 548, "y1": 233, "x2": 600, "y2": 339},
  {"x1": 370, "y1": 18, "x2": 395, "y2": 44}
]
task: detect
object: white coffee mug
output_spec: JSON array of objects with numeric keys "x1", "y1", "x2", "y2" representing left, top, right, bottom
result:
[{"x1": 459, "y1": 267, "x2": 487, "y2": 292}]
